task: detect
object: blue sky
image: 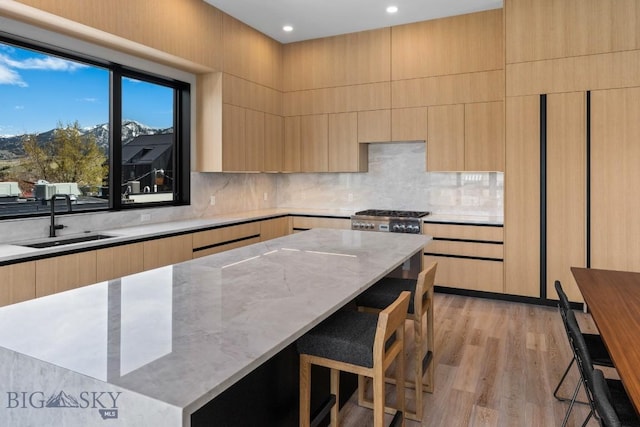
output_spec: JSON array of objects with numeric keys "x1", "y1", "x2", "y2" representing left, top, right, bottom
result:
[{"x1": 0, "y1": 42, "x2": 174, "y2": 136}]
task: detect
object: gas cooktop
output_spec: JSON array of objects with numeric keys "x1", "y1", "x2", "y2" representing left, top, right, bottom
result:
[{"x1": 353, "y1": 209, "x2": 431, "y2": 218}]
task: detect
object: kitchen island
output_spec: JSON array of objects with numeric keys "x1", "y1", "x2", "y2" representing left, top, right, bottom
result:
[{"x1": 0, "y1": 228, "x2": 430, "y2": 426}]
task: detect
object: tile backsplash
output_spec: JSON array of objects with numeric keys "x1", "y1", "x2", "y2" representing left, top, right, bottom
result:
[
  {"x1": 277, "y1": 142, "x2": 503, "y2": 216},
  {"x1": 0, "y1": 142, "x2": 502, "y2": 243}
]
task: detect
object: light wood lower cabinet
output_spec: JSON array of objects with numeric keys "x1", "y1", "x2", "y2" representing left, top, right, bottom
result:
[
  {"x1": 423, "y1": 222, "x2": 504, "y2": 293},
  {"x1": 35, "y1": 251, "x2": 97, "y2": 298},
  {"x1": 96, "y1": 242, "x2": 145, "y2": 282},
  {"x1": 292, "y1": 216, "x2": 351, "y2": 232},
  {"x1": 192, "y1": 222, "x2": 261, "y2": 258},
  {"x1": 143, "y1": 234, "x2": 193, "y2": 270},
  {"x1": 0, "y1": 262, "x2": 36, "y2": 307},
  {"x1": 424, "y1": 255, "x2": 504, "y2": 293},
  {"x1": 260, "y1": 217, "x2": 291, "y2": 241}
]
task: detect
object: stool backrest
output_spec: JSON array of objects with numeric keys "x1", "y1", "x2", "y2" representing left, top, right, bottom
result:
[
  {"x1": 415, "y1": 262, "x2": 437, "y2": 317},
  {"x1": 373, "y1": 291, "x2": 411, "y2": 369}
]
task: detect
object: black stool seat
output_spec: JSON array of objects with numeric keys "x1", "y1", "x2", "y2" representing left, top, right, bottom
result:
[
  {"x1": 604, "y1": 377, "x2": 640, "y2": 426},
  {"x1": 297, "y1": 310, "x2": 379, "y2": 368},
  {"x1": 584, "y1": 333, "x2": 615, "y2": 367},
  {"x1": 356, "y1": 278, "x2": 416, "y2": 314}
]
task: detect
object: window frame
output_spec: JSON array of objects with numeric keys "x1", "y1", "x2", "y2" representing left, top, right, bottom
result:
[{"x1": 0, "y1": 32, "x2": 190, "y2": 219}]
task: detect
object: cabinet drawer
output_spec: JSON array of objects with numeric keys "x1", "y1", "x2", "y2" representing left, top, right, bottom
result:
[
  {"x1": 143, "y1": 235, "x2": 193, "y2": 270},
  {"x1": 423, "y1": 223, "x2": 503, "y2": 242},
  {"x1": 0, "y1": 262, "x2": 36, "y2": 307},
  {"x1": 291, "y1": 216, "x2": 350, "y2": 231},
  {"x1": 260, "y1": 217, "x2": 291, "y2": 241},
  {"x1": 192, "y1": 222, "x2": 261, "y2": 250},
  {"x1": 424, "y1": 255, "x2": 503, "y2": 293},
  {"x1": 426, "y1": 240, "x2": 503, "y2": 259},
  {"x1": 36, "y1": 251, "x2": 98, "y2": 298},
  {"x1": 193, "y1": 237, "x2": 261, "y2": 258}
]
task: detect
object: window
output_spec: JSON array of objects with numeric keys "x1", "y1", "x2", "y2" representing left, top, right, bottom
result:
[{"x1": 0, "y1": 35, "x2": 190, "y2": 219}]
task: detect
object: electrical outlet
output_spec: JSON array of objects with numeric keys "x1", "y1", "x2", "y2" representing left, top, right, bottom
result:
[{"x1": 210, "y1": 195, "x2": 216, "y2": 206}]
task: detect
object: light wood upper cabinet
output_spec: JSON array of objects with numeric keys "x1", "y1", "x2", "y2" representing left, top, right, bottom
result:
[
  {"x1": 329, "y1": 112, "x2": 367, "y2": 172},
  {"x1": 143, "y1": 235, "x2": 193, "y2": 271},
  {"x1": 506, "y1": 0, "x2": 640, "y2": 65},
  {"x1": 96, "y1": 242, "x2": 145, "y2": 282},
  {"x1": 283, "y1": 116, "x2": 301, "y2": 172},
  {"x1": 282, "y1": 28, "x2": 391, "y2": 92},
  {"x1": 464, "y1": 101, "x2": 505, "y2": 171},
  {"x1": 427, "y1": 104, "x2": 465, "y2": 171},
  {"x1": 245, "y1": 109, "x2": 265, "y2": 172},
  {"x1": 357, "y1": 110, "x2": 391, "y2": 143},
  {"x1": 0, "y1": 262, "x2": 36, "y2": 307},
  {"x1": 392, "y1": 9, "x2": 504, "y2": 81},
  {"x1": 504, "y1": 95, "x2": 540, "y2": 298},
  {"x1": 223, "y1": 14, "x2": 282, "y2": 90},
  {"x1": 300, "y1": 114, "x2": 329, "y2": 172},
  {"x1": 591, "y1": 87, "x2": 640, "y2": 273},
  {"x1": 391, "y1": 107, "x2": 428, "y2": 142},
  {"x1": 264, "y1": 113, "x2": 284, "y2": 172},
  {"x1": 222, "y1": 103, "x2": 246, "y2": 171},
  {"x1": 546, "y1": 92, "x2": 586, "y2": 303},
  {"x1": 36, "y1": 251, "x2": 97, "y2": 298}
]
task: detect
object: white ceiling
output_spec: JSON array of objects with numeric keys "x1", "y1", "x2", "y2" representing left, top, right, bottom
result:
[{"x1": 203, "y1": 0, "x2": 503, "y2": 44}]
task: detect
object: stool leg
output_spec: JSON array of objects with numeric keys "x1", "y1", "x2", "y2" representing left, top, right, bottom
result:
[
  {"x1": 424, "y1": 301, "x2": 434, "y2": 393},
  {"x1": 413, "y1": 315, "x2": 423, "y2": 421},
  {"x1": 330, "y1": 368, "x2": 340, "y2": 427},
  {"x1": 373, "y1": 368, "x2": 385, "y2": 427},
  {"x1": 397, "y1": 329, "x2": 406, "y2": 427},
  {"x1": 300, "y1": 355, "x2": 311, "y2": 427}
]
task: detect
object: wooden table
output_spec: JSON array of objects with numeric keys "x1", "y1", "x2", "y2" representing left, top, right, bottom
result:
[{"x1": 571, "y1": 267, "x2": 640, "y2": 413}]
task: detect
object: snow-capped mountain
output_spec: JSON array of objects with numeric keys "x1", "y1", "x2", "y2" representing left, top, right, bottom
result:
[{"x1": 0, "y1": 120, "x2": 172, "y2": 160}]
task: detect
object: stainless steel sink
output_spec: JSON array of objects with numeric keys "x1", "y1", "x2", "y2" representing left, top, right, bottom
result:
[{"x1": 18, "y1": 234, "x2": 114, "y2": 249}]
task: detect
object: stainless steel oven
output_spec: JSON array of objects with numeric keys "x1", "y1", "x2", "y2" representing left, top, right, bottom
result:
[{"x1": 351, "y1": 209, "x2": 430, "y2": 279}]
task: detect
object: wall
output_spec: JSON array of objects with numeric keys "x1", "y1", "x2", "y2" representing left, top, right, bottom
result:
[{"x1": 277, "y1": 142, "x2": 503, "y2": 216}]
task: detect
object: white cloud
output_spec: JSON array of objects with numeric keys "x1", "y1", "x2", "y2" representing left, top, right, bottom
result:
[
  {"x1": 79, "y1": 97, "x2": 98, "y2": 103},
  {"x1": 0, "y1": 51, "x2": 87, "y2": 87},
  {"x1": 0, "y1": 54, "x2": 86, "y2": 72},
  {"x1": 0, "y1": 63, "x2": 27, "y2": 87},
  {"x1": 14, "y1": 105, "x2": 24, "y2": 110}
]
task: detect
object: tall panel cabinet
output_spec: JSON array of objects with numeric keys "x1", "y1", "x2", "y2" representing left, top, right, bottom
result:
[
  {"x1": 546, "y1": 92, "x2": 586, "y2": 302},
  {"x1": 591, "y1": 87, "x2": 640, "y2": 272}
]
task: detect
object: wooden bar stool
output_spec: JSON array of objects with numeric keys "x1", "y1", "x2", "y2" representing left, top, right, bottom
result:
[
  {"x1": 297, "y1": 291, "x2": 411, "y2": 427},
  {"x1": 354, "y1": 262, "x2": 437, "y2": 421}
]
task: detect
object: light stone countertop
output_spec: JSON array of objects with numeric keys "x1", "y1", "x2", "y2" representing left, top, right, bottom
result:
[
  {"x1": 0, "y1": 207, "x2": 500, "y2": 264},
  {"x1": 0, "y1": 229, "x2": 431, "y2": 426}
]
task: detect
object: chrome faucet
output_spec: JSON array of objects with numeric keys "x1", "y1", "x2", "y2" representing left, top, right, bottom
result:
[{"x1": 49, "y1": 194, "x2": 72, "y2": 238}]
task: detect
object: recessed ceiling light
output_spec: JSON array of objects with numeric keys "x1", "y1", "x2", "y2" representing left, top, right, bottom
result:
[
  {"x1": 386, "y1": 6, "x2": 398, "y2": 14},
  {"x1": 283, "y1": 25, "x2": 293, "y2": 32}
]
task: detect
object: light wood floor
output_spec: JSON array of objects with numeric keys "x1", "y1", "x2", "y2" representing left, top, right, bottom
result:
[{"x1": 339, "y1": 293, "x2": 609, "y2": 427}]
